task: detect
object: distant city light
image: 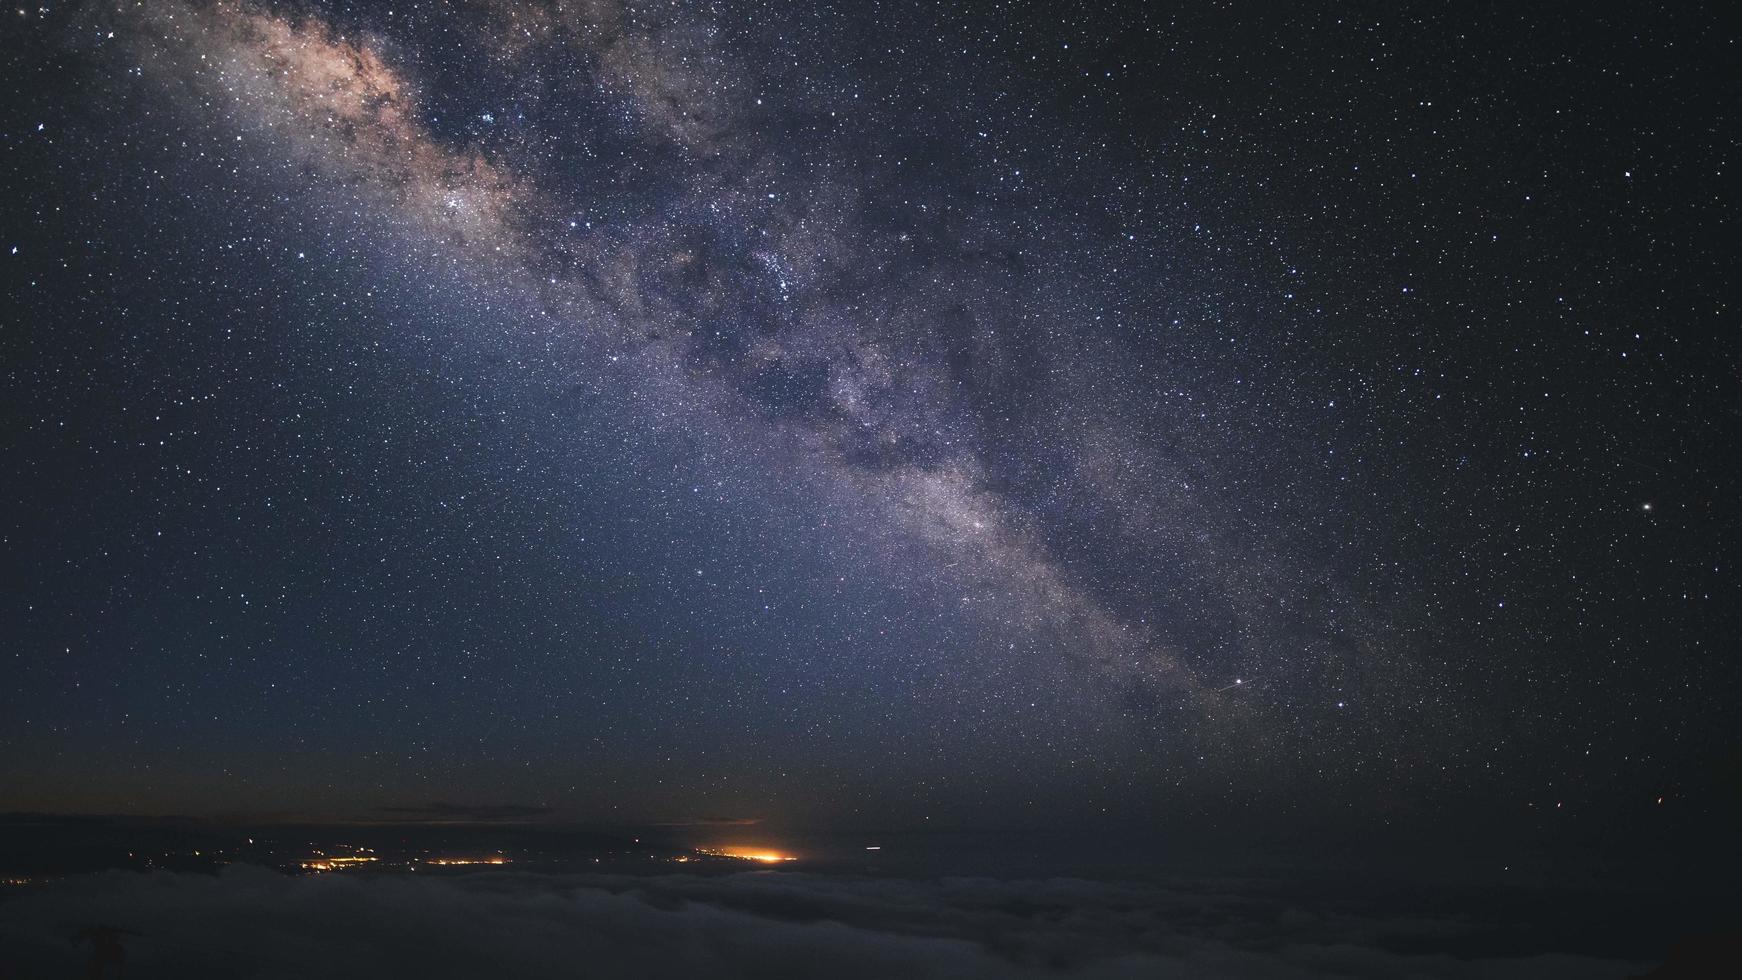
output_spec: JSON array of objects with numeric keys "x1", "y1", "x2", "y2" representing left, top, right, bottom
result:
[
  {"x1": 700, "y1": 846, "x2": 796, "y2": 863},
  {"x1": 300, "y1": 854, "x2": 377, "y2": 873}
]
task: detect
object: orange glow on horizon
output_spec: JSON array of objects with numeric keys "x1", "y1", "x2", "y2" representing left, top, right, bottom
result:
[{"x1": 700, "y1": 846, "x2": 796, "y2": 863}]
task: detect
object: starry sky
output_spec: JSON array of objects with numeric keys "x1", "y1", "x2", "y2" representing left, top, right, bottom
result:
[{"x1": 2, "y1": 1, "x2": 1736, "y2": 862}]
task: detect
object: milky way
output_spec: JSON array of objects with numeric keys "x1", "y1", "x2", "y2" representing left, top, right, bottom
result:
[{"x1": 3, "y1": 0, "x2": 1734, "y2": 839}]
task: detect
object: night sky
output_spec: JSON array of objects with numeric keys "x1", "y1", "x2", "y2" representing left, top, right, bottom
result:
[{"x1": 2, "y1": 0, "x2": 1737, "y2": 866}]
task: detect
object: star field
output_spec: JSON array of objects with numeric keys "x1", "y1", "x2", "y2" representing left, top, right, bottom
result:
[{"x1": 1, "y1": 0, "x2": 1736, "y2": 854}]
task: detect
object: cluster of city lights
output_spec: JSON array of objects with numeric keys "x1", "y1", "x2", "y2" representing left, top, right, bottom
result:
[
  {"x1": 697, "y1": 846, "x2": 796, "y2": 864},
  {"x1": 299, "y1": 851, "x2": 513, "y2": 872},
  {"x1": 300, "y1": 855, "x2": 379, "y2": 873}
]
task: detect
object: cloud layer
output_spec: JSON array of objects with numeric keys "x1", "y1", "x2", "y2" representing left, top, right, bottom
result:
[{"x1": 0, "y1": 868, "x2": 1645, "y2": 979}]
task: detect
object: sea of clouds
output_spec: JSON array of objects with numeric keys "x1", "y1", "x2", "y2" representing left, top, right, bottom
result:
[{"x1": 0, "y1": 866, "x2": 1652, "y2": 978}]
